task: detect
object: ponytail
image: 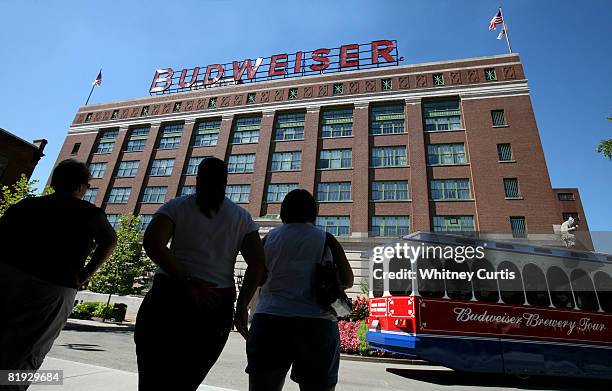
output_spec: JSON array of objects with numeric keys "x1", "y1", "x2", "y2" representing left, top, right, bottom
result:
[{"x1": 195, "y1": 157, "x2": 228, "y2": 218}]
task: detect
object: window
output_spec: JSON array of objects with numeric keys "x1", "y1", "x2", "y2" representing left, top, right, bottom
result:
[
  {"x1": 498, "y1": 261, "x2": 525, "y2": 305},
  {"x1": 381, "y1": 78, "x2": 392, "y2": 91},
  {"x1": 429, "y1": 179, "x2": 471, "y2": 200},
  {"x1": 558, "y1": 193, "x2": 575, "y2": 201},
  {"x1": 504, "y1": 178, "x2": 521, "y2": 198},
  {"x1": 83, "y1": 188, "x2": 98, "y2": 203},
  {"x1": 427, "y1": 143, "x2": 467, "y2": 165},
  {"x1": 208, "y1": 97, "x2": 217, "y2": 109},
  {"x1": 95, "y1": 129, "x2": 118, "y2": 153},
  {"x1": 173, "y1": 102, "x2": 181, "y2": 112},
  {"x1": 523, "y1": 264, "x2": 550, "y2": 307},
  {"x1": 432, "y1": 216, "x2": 474, "y2": 232},
  {"x1": 547, "y1": 267, "x2": 575, "y2": 309},
  {"x1": 246, "y1": 93, "x2": 256, "y2": 104},
  {"x1": 510, "y1": 216, "x2": 526, "y2": 238},
  {"x1": 333, "y1": 83, "x2": 343, "y2": 95},
  {"x1": 275, "y1": 112, "x2": 305, "y2": 141},
  {"x1": 418, "y1": 257, "x2": 444, "y2": 298},
  {"x1": 485, "y1": 68, "x2": 497, "y2": 81},
  {"x1": 107, "y1": 214, "x2": 120, "y2": 230},
  {"x1": 570, "y1": 269, "x2": 599, "y2": 311},
  {"x1": 181, "y1": 185, "x2": 196, "y2": 196},
  {"x1": 142, "y1": 186, "x2": 167, "y2": 203},
  {"x1": 227, "y1": 154, "x2": 255, "y2": 173},
  {"x1": 141, "y1": 106, "x2": 149, "y2": 116},
  {"x1": 270, "y1": 152, "x2": 301, "y2": 171},
  {"x1": 562, "y1": 212, "x2": 579, "y2": 222},
  {"x1": 150, "y1": 158, "x2": 174, "y2": 176},
  {"x1": 371, "y1": 216, "x2": 409, "y2": 237},
  {"x1": 316, "y1": 216, "x2": 350, "y2": 236},
  {"x1": 107, "y1": 187, "x2": 131, "y2": 204},
  {"x1": 125, "y1": 126, "x2": 150, "y2": 152},
  {"x1": 471, "y1": 259, "x2": 499, "y2": 302},
  {"x1": 321, "y1": 109, "x2": 352, "y2": 138},
  {"x1": 138, "y1": 215, "x2": 153, "y2": 231},
  {"x1": 371, "y1": 181, "x2": 409, "y2": 201},
  {"x1": 232, "y1": 116, "x2": 260, "y2": 144},
  {"x1": 423, "y1": 100, "x2": 462, "y2": 131},
  {"x1": 186, "y1": 157, "x2": 207, "y2": 175},
  {"x1": 445, "y1": 259, "x2": 472, "y2": 300},
  {"x1": 497, "y1": 143, "x2": 513, "y2": 161},
  {"x1": 432, "y1": 73, "x2": 444, "y2": 86},
  {"x1": 267, "y1": 183, "x2": 298, "y2": 203},
  {"x1": 116, "y1": 160, "x2": 139, "y2": 177},
  {"x1": 193, "y1": 120, "x2": 220, "y2": 147},
  {"x1": 111, "y1": 109, "x2": 119, "y2": 119},
  {"x1": 317, "y1": 182, "x2": 351, "y2": 202},
  {"x1": 319, "y1": 149, "x2": 352, "y2": 169},
  {"x1": 88, "y1": 162, "x2": 107, "y2": 178},
  {"x1": 288, "y1": 88, "x2": 298, "y2": 100},
  {"x1": 84, "y1": 113, "x2": 92, "y2": 123},
  {"x1": 491, "y1": 110, "x2": 506, "y2": 127},
  {"x1": 594, "y1": 271, "x2": 612, "y2": 313},
  {"x1": 370, "y1": 105, "x2": 405, "y2": 135},
  {"x1": 71, "y1": 143, "x2": 81, "y2": 155},
  {"x1": 226, "y1": 184, "x2": 250, "y2": 203},
  {"x1": 389, "y1": 257, "x2": 412, "y2": 296},
  {"x1": 371, "y1": 146, "x2": 407, "y2": 167},
  {"x1": 158, "y1": 123, "x2": 183, "y2": 149}
]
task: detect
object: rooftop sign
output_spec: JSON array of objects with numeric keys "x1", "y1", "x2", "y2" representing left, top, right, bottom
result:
[{"x1": 149, "y1": 39, "x2": 399, "y2": 95}]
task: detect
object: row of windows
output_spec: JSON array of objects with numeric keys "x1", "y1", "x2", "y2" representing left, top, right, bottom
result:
[
  {"x1": 380, "y1": 258, "x2": 612, "y2": 314},
  {"x1": 90, "y1": 102, "x2": 509, "y2": 154}
]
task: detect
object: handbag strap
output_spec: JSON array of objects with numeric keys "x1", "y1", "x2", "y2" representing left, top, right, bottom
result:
[{"x1": 320, "y1": 231, "x2": 333, "y2": 264}]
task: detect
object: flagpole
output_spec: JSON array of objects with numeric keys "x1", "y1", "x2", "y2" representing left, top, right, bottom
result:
[
  {"x1": 499, "y1": 7, "x2": 513, "y2": 54},
  {"x1": 85, "y1": 68, "x2": 101, "y2": 106}
]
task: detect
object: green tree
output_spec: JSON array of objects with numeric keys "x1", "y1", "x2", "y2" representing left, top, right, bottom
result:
[
  {"x1": 88, "y1": 215, "x2": 156, "y2": 296},
  {"x1": 0, "y1": 174, "x2": 53, "y2": 217},
  {"x1": 597, "y1": 117, "x2": 612, "y2": 160}
]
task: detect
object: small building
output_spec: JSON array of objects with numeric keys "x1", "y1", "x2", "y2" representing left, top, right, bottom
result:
[{"x1": 0, "y1": 128, "x2": 47, "y2": 188}]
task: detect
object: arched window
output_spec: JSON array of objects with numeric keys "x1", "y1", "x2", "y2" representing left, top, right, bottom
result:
[
  {"x1": 547, "y1": 267, "x2": 575, "y2": 309},
  {"x1": 570, "y1": 269, "x2": 599, "y2": 312},
  {"x1": 471, "y1": 258, "x2": 499, "y2": 302},
  {"x1": 372, "y1": 262, "x2": 384, "y2": 298},
  {"x1": 444, "y1": 259, "x2": 472, "y2": 300},
  {"x1": 417, "y1": 257, "x2": 445, "y2": 298},
  {"x1": 594, "y1": 271, "x2": 612, "y2": 313},
  {"x1": 523, "y1": 264, "x2": 550, "y2": 307},
  {"x1": 389, "y1": 257, "x2": 412, "y2": 296},
  {"x1": 498, "y1": 261, "x2": 524, "y2": 305}
]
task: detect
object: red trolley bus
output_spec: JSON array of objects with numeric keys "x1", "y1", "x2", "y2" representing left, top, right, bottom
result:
[{"x1": 366, "y1": 232, "x2": 612, "y2": 380}]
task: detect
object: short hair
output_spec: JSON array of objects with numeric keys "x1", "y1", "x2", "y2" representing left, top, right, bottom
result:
[
  {"x1": 280, "y1": 189, "x2": 317, "y2": 224},
  {"x1": 50, "y1": 159, "x2": 90, "y2": 194},
  {"x1": 195, "y1": 157, "x2": 228, "y2": 217}
]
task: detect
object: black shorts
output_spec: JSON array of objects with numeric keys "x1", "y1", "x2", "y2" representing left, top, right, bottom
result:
[{"x1": 246, "y1": 313, "x2": 340, "y2": 388}]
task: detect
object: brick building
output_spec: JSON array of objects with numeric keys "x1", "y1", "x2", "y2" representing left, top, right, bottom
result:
[
  {"x1": 0, "y1": 128, "x2": 47, "y2": 188},
  {"x1": 52, "y1": 52, "x2": 594, "y2": 277}
]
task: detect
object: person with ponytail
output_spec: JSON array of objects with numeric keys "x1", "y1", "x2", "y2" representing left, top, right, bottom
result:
[{"x1": 135, "y1": 157, "x2": 265, "y2": 391}]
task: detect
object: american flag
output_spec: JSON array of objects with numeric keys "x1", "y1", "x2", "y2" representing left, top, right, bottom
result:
[
  {"x1": 489, "y1": 10, "x2": 503, "y2": 31},
  {"x1": 92, "y1": 71, "x2": 102, "y2": 86}
]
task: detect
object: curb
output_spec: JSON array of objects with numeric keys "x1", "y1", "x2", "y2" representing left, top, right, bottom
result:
[
  {"x1": 339, "y1": 353, "x2": 436, "y2": 366},
  {"x1": 66, "y1": 318, "x2": 135, "y2": 329}
]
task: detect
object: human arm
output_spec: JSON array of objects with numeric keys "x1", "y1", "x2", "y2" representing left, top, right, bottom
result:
[
  {"x1": 328, "y1": 233, "x2": 354, "y2": 289},
  {"x1": 78, "y1": 213, "x2": 117, "y2": 285},
  {"x1": 234, "y1": 230, "x2": 266, "y2": 340}
]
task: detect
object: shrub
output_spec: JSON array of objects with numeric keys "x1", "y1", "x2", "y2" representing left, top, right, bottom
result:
[
  {"x1": 350, "y1": 296, "x2": 369, "y2": 321},
  {"x1": 71, "y1": 302, "x2": 102, "y2": 319},
  {"x1": 338, "y1": 320, "x2": 360, "y2": 354},
  {"x1": 356, "y1": 320, "x2": 371, "y2": 355},
  {"x1": 92, "y1": 303, "x2": 115, "y2": 319}
]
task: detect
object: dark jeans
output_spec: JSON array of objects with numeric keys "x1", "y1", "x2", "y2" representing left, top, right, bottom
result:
[{"x1": 134, "y1": 275, "x2": 235, "y2": 391}]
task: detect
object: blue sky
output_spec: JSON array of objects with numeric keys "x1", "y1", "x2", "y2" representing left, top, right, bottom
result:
[{"x1": 1, "y1": 1, "x2": 610, "y2": 236}]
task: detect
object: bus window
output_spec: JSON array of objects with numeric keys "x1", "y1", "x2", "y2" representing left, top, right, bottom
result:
[
  {"x1": 471, "y1": 259, "x2": 499, "y2": 302},
  {"x1": 594, "y1": 271, "x2": 612, "y2": 313},
  {"x1": 547, "y1": 267, "x2": 575, "y2": 309},
  {"x1": 570, "y1": 269, "x2": 599, "y2": 312},
  {"x1": 498, "y1": 261, "x2": 525, "y2": 305},
  {"x1": 523, "y1": 264, "x2": 550, "y2": 307},
  {"x1": 372, "y1": 262, "x2": 384, "y2": 298},
  {"x1": 417, "y1": 257, "x2": 444, "y2": 298},
  {"x1": 389, "y1": 257, "x2": 412, "y2": 296},
  {"x1": 444, "y1": 259, "x2": 472, "y2": 300}
]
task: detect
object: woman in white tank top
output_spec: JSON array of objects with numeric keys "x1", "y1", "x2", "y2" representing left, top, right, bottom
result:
[{"x1": 242, "y1": 189, "x2": 353, "y2": 391}]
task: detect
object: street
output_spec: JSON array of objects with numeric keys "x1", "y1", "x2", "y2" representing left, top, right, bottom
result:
[{"x1": 38, "y1": 321, "x2": 610, "y2": 391}]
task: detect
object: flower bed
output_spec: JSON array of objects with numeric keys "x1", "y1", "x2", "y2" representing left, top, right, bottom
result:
[{"x1": 338, "y1": 296, "x2": 389, "y2": 357}]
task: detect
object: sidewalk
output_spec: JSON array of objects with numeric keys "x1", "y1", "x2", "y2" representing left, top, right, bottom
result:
[{"x1": 29, "y1": 357, "x2": 237, "y2": 391}]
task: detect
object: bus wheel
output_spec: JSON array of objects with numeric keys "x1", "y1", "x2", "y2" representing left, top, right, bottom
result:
[{"x1": 515, "y1": 374, "x2": 531, "y2": 382}]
